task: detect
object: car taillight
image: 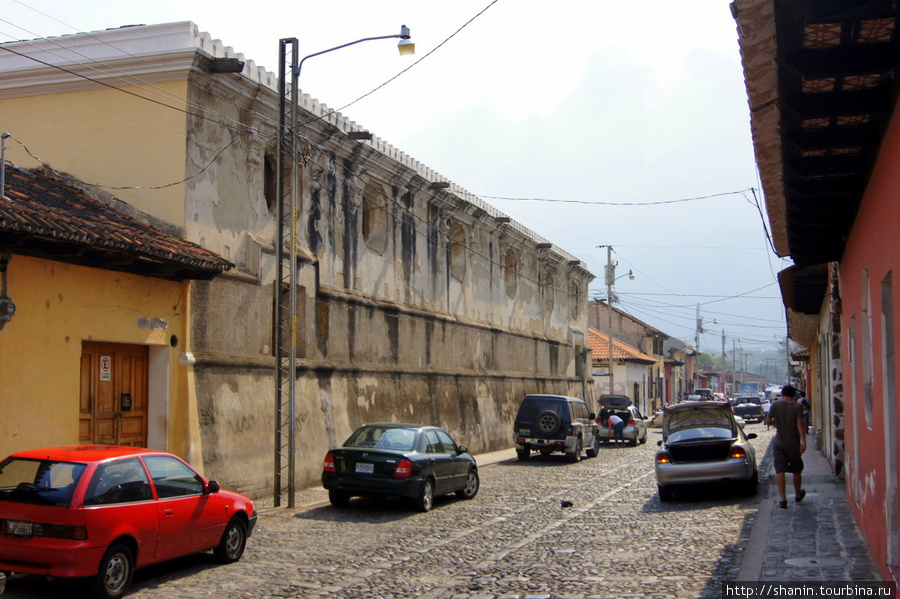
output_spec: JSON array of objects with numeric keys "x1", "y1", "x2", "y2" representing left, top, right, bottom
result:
[
  {"x1": 628, "y1": 418, "x2": 635, "y2": 425},
  {"x1": 394, "y1": 458, "x2": 413, "y2": 478},
  {"x1": 656, "y1": 452, "x2": 671, "y2": 464},
  {"x1": 323, "y1": 452, "x2": 335, "y2": 472},
  {"x1": 32, "y1": 522, "x2": 88, "y2": 540},
  {"x1": 730, "y1": 447, "x2": 747, "y2": 459},
  {"x1": 565, "y1": 426, "x2": 573, "y2": 436}
]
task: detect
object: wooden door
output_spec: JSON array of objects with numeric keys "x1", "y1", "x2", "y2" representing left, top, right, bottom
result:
[{"x1": 80, "y1": 342, "x2": 149, "y2": 447}]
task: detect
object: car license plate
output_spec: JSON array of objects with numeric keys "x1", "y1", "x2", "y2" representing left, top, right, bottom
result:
[
  {"x1": 5, "y1": 520, "x2": 32, "y2": 537},
  {"x1": 519, "y1": 429, "x2": 530, "y2": 436},
  {"x1": 355, "y1": 462, "x2": 374, "y2": 474}
]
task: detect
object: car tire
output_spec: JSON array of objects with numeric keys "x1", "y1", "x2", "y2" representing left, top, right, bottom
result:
[
  {"x1": 567, "y1": 436, "x2": 582, "y2": 463},
  {"x1": 328, "y1": 489, "x2": 351, "y2": 507},
  {"x1": 93, "y1": 542, "x2": 134, "y2": 599},
  {"x1": 516, "y1": 448, "x2": 530, "y2": 460},
  {"x1": 743, "y1": 469, "x2": 759, "y2": 497},
  {"x1": 456, "y1": 468, "x2": 480, "y2": 499},
  {"x1": 213, "y1": 516, "x2": 248, "y2": 563},
  {"x1": 640, "y1": 431, "x2": 648, "y2": 445},
  {"x1": 585, "y1": 434, "x2": 598, "y2": 458},
  {"x1": 631, "y1": 434, "x2": 639, "y2": 447},
  {"x1": 414, "y1": 478, "x2": 435, "y2": 512},
  {"x1": 658, "y1": 485, "x2": 674, "y2": 502},
  {"x1": 536, "y1": 410, "x2": 562, "y2": 436}
]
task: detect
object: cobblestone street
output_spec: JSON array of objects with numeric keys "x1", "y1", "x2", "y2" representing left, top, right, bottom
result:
[{"x1": 4, "y1": 424, "x2": 776, "y2": 599}]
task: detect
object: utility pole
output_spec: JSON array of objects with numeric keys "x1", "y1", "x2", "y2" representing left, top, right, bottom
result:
[
  {"x1": 606, "y1": 246, "x2": 615, "y2": 395},
  {"x1": 721, "y1": 330, "x2": 727, "y2": 396}
]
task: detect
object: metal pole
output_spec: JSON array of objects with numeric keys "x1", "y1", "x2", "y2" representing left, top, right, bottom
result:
[
  {"x1": 607, "y1": 246, "x2": 614, "y2": 395},
  {"x1": 0, "y1": 133, "x2": 9, "y2": 200}
]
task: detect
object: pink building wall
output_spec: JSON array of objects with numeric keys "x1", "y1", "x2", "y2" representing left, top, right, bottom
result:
[{"x1": 839, "y1": 94, "x2": 900, "y2": 580}]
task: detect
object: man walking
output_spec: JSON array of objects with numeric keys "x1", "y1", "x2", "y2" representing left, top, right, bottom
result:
[{"x1": 765, "y1": 384, "x2": 806, "y2": 508}]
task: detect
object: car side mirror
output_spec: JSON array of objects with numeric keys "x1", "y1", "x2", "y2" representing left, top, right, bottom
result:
[
  {"x1": 657, "y1": 440, "x2": 663, "y2": 446},
  {"x1": 206, "y1": 480, "x2": 220, "y2": 494},
  {"x1": 746, "y1": 433, "x2": 758, "y2": 440},
  {"x1": 456, "y1": 445, "x2": 468, "y2": 455}
]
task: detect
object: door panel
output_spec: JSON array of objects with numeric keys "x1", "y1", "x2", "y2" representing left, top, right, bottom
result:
[{"x1": 80, "y1": 342, "x2": 149, "y2": 447}]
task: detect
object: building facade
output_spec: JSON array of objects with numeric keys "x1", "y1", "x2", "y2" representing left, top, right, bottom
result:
[
  {"x1": 735, "y1": 0, "x2": 900, "y2": 582},
  {"x1": 0, "y1": 22, "x2": 595, "y2": 498}
]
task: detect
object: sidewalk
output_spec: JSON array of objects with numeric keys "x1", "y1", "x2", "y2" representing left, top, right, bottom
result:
[{"x1": 738, "y1": 442, "x2": 883, "y2": 581}]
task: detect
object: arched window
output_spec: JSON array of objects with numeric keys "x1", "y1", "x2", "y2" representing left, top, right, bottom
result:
[
  {"x1": 504, "y1": 249, "x2": 517, "y2": 298},
  {"x1": 449, "y1": 222, "x2": 466, "y2": 281},
  {"x1": 362, "y1": 183, "x2": 389, "y2": 253}
]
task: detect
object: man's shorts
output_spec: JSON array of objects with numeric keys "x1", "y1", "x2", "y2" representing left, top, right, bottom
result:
[{"x1": 773, "y1": 444, "x2": 804, "y2": 474}]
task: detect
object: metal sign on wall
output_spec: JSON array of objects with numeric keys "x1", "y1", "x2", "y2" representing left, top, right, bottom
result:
[{"x1": 100, "y1": 355, "x2": 112, "y2": 382}]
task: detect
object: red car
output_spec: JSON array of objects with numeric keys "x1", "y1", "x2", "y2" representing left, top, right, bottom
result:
[{"x1": 0, "y1": 445, "x2": 256, "y2": 599}]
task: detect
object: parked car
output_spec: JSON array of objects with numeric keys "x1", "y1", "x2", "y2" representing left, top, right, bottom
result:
[
  {"x1": 596, "y1": 394, "x2": 647, "y2": 446},
  {"x1": 0, "y1": 445, "x2": 256, "y2": 599},
  {"x1": 655, "y1": 401, "x2": 759, "y2": 501},
  {"x1": 648, "y1": 409, "x2": 665, "y2": 428},
  {"x1": 513, "y1": 395, "x2": 599, "y2": 462},
  {"x1": 694, "y1": 388, "x2": 714, "y2": 400},
  {"x1": 733, "y1": 402, "x2": 766, "y2": 423},
  {"x1": 322, "y1": 424, "x2": 479, "y2": 512}
]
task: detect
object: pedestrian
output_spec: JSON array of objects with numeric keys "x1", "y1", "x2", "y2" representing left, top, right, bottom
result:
[
  {"x1": 763, "y1": 401, "x2": 772, "y2": 430},
  {"x1": 765, "y1": 384, "x2": 806, "y2": 508},
  {"x1": 798, "y1": 391, "x2": 811, "y2": 433},
  {"x1": 608, "y1": 413, "x2": 625, "y2": 445}
]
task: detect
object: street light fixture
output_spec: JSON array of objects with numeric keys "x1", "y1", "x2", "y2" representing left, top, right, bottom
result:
[{"x1": 274, "y1": 27, "x2": 414, "y2": 509}]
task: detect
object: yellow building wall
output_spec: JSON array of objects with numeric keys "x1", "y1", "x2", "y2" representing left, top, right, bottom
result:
[
  {"x1": 0, "y1": 255, "x2": 189, "y2": 459},
  {"x1": 0, "y1": 81, "x2": 189, "y2": 227}
]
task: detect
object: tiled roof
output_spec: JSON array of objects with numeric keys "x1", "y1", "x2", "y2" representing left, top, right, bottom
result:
[
  {"x1": 0, "y1": 163, "x2": 233, "y2": 280},
  {"x1": 588, "y1": 327, "x2": 657, "y2": 364}
]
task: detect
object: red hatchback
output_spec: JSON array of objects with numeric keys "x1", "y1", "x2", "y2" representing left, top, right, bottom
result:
[{"x1": 0, "y1": 445, "x2": 256, "y2": 599}]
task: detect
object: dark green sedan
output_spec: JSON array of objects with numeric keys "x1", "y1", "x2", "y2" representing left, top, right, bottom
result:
[{"x1": 322, "y1": 424, "x2": 479, "y2": 512}]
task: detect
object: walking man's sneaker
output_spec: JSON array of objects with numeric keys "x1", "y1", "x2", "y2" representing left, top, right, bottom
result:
[
  {"x1": 796, "y1": 489, "x2": 806, "y2": 503},
  {"x1": 779, "y1": 499, "x2": 788, "y2": 509}
]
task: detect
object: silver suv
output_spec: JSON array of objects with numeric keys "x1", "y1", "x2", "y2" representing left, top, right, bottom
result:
[{"x1": 513, "y1": 395, "x2": 599, "y2": 462}]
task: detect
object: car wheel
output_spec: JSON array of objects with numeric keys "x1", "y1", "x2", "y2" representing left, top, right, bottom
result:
[
  {"x1": 414, "y1": 478, "x2": 435, "y2": 512},
  {"x1": 93, "y1": 543, "x2": 134, "y2": 599},
  {"x1": 456, "y1": 468, "x2": 480, "y2": 499},
  {"x1": 658, "y1": 485, "x2": 674, "y2": 502},
  {"x1": 536, "y1": 410, "x2": 562, "y2": 436},
  {"x1": 640, "y1": 431, "x2": 648, "y2": 445},
  {"x1": 631, "y1": 434, "x2": 639, "y2": 447},
  {"x1": 585, "y1": 434, "x2": 598, "y2": 458},
  {"x1": 567, "y1": 437, "x2": 582, "y2": 462},
  {"x1": 516, "y1": 448, "x2": 530, "y2": 460},
  {"x1": 329, "y1": 489, "x2": 351, "y2": 507},
  {"x1": 213, "y1": 517, "x2": 248, "y2": 563},
  {"x1": 743, "y1": 469, "x2": 759, "y2": 497}
]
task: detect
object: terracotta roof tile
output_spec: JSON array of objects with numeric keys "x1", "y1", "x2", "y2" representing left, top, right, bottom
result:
[
  {"x1": 588, "y1": 327, "x2": 657, "y2": 364},
  {"x1": 0, "y1": 163, "x2": 233, "y2": 280}
]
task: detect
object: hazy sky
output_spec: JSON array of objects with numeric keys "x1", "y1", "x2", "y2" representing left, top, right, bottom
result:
[{"x1": 0, "y1": 0, "x2": 793, "y2": 364}]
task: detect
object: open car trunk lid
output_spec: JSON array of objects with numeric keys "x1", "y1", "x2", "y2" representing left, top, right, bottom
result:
[{"x1": 663, "y1": 402, "x2": 735, "y2": 439}]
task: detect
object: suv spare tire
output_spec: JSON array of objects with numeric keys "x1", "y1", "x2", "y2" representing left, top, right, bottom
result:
[{"x1": 536, "y1": 410, "x2": 562, "y2": 436}]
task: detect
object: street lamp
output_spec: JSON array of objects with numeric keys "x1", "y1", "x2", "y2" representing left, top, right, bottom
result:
[{"x1": 273, "y1": 27, "x2": 414, "y2": 508}]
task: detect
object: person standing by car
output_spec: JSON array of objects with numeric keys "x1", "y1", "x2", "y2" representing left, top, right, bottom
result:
[
  {"x1": 607, "y1": 413, "x2": 625, "y2": 445},
  {"x1": 765, "y1": 384, "x2": 806, "y2": 508}
]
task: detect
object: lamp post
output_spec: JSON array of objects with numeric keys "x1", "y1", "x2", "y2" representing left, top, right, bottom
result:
[
  {"x1": 602, "y1": 246, "x2": 634, "y2": 395},
  {"x1": 273, "y1": 27, "x2": 414, "y2": 508}
]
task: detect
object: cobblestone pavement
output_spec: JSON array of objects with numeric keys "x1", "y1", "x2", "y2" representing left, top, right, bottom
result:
[{"x1": 4, "y1": 424, "x2": 778, "y2": 599}]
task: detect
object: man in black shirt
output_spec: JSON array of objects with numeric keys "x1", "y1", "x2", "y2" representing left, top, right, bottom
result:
[{"x1": 765, "y1": 384, "x2": 807, "y2": 508}]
